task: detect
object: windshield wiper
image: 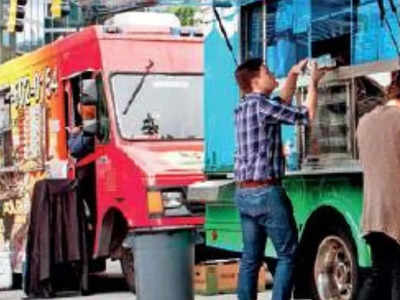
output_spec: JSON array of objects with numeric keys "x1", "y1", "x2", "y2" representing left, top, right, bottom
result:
[{"x1": 123, "y1": 59, "x2": 154, "y2": 115}]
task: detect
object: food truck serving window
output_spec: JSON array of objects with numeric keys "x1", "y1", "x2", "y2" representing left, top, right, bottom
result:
[
  {"x1": 111, "y1": 73, "x2": 203, "y2": 140},
  {"x1": 298, "y1": 82, "x2": 354, "y2": 169}
]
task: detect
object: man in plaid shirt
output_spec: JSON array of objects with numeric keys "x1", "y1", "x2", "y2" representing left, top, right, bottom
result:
[{"x1": 234, "y1": 58, "x2": 327, "y2": 300}]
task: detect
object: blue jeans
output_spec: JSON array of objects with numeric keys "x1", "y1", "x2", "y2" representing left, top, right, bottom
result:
[{"x1": 235, "y1": 185, "x2": 298, "y2": 300}]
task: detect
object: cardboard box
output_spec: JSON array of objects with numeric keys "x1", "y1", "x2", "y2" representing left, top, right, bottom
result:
[
  {"x1": 194, "y1": 259, "x2": 269, "y2": 295},
  {"x1": 194, "y1": 263, "x2": 218, "y2": 295}
]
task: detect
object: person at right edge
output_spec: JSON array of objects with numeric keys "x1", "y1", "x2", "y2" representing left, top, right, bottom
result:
[
  {"x1": 357, "y1": 71, "x2": 400, "y2": 300},
  {"x1": 233, "y1": 58, "x2": 328, "y2": 300}
]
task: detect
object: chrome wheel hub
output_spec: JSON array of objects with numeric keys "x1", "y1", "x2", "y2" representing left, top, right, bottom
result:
[{"x1": 314, "y1": 235, "x2": 354, "y2": 300}]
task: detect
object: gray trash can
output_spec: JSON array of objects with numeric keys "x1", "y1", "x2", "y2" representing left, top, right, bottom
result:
[{"x1": 132, "y1": 229, "x2": 195, "y2": 300}]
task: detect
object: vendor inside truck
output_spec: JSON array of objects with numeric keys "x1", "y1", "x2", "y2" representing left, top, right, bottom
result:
[
  {"x1": 66, "y1": 78, "x2": 98, "y2": 160},
  {"x1": 67, "y1": 102, "x2": 96, "y2": 160},
  {"x1": 66, "y1": 79, "x2": 99, "y2": 238}
]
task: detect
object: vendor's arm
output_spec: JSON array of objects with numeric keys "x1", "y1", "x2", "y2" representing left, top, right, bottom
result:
[
  {"x1": 279, "y1": 59, "x2": 308, "y2": 104},
  {"x1": 305, "y1": 61, "x2": 327, "y2": 121},
  {"x1": 260, "y1": 61, "x2": 327, "y2": 124}
]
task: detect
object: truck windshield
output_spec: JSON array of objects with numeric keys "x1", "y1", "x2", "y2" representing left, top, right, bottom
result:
[{"x1": 111, "y1": 73, "x2": 203, "y2": 140}]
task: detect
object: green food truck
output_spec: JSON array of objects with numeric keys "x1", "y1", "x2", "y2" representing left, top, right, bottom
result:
[{"x1": 189, "y1": 1, "x2": 400, "y2": 299}]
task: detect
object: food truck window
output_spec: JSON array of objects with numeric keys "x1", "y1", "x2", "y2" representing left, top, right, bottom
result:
[
  {"x1": 67, "y1": 72, "x2": 95, "y2": 128},
  {"x1": 265, "y1": 1, "x2": 308, "y2": 78},
  {"x1": 299, "y1": 82, "x2": 354, "y2": 168},
  {"x1": 241, "y1": 2, "x2": 264, "y2": 61},
  {"x1": 299, "y1": 72, "x2": 388, "y2": 168},
  {"x1": 111, "y1": 74, "x2": 203, "y2": 140},
  {"x1": 311, "y1": 0, "x2": 353, "y2": 66}
]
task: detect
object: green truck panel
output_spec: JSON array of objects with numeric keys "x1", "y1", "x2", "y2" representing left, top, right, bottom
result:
[{"x1": 205, "y1": 173, "x2": 371, "y2": 267}]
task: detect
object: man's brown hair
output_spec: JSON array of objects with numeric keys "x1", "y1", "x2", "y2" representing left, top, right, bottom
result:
[
  {"x1": 386, "y1": 71, "x2": 400, "y2": 100},
  {"x1": 234, "y1": 58, "x2": 263, "y2": 93}
]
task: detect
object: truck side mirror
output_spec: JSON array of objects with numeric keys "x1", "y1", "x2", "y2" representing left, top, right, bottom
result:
[{"x1": 81, "y1": 79, "x2": 98, "y2": 105}]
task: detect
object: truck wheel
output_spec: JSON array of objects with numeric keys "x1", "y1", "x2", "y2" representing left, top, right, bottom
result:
[
  {"x1": 120, "y1": 249, "x2": 135, "y2": 293},
  {"x1": 311, "y1": 229, "x2": 358, "y2": 300}
]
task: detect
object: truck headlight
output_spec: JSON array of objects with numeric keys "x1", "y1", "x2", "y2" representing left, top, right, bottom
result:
[{"x1": 162, "y1": 191, "x2": 184, "y2": 209}]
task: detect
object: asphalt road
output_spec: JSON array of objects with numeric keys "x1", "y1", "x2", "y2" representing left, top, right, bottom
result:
[
  {"x1": 0, "y1": 291, "x2": 271, "y2": 300},
  {"x1": 0, "y1": 261, "x2": 271, "y2": 300}
]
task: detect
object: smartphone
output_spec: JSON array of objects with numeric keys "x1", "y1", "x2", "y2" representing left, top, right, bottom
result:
[{"x1": 303, "y1": 54, "x2": 336, "y2": 75}]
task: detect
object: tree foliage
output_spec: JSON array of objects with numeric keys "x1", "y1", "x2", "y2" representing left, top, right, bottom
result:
[{"x1": 167, "y1": 6, "x2": 197, "y2": 26}]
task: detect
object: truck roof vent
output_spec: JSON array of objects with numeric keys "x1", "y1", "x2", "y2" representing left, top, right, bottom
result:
[
  {"x1": 193, "y1": 28, "x2": 204, "y2": 37},
  {"x1": 180, "y1": 27, "x2": 191, "y2": 37},
  {"x1": 103, "y1": 25, "x2": 122, "y2": 34},
  {"x1": 171, "y1": 27, "x2": 203, "y2": 38}
]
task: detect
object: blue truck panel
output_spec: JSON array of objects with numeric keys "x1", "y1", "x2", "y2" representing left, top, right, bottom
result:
[
  {"x1": 353, "y1": 2, "x2": 380, "y2": 64},
  {"x1": 204, "y1": 7, "x2": 240, "y2": 174},
  {"x1": 275, "y1": 0, "x2": 294, "y2": 33},
  {"x1": 204, "y1": 0, "x2": 400, "y2": 175},
  {"x1": 274, "y1": 34, "x2": 297, "y2": 77},
  {"x1": 378, "y1": 10, "x2": 400, "y2": 61},
  {"x1": 293, "y1": 0, "x2": 311, "y2": 34},
  {"x1": 352, "y1": 2, "x2": 400, "y2": 64},
  {"x1": 204, "y1": 2, "x2": 305, "y2": 174}
]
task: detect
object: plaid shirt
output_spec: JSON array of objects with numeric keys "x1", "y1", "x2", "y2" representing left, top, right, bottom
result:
[{"x1": 234, "y1": 92, "x2": 309, "y2": 182}]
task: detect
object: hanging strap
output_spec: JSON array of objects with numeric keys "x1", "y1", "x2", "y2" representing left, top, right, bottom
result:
[{"x1": 213, "y1": 7, "x2": 238, "y2": 66}]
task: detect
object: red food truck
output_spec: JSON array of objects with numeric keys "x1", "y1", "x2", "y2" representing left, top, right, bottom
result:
[{"x1": 0, "y1": 21, "x2": 204, "y2": 291}]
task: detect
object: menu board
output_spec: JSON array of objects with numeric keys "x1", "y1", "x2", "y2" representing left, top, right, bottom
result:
[
  {"x1": 6, "y1": 67, "x2": 58, "y2": 171},
  {"x1": 11, "y1": 104, "x2": 45, "y2": 171}
]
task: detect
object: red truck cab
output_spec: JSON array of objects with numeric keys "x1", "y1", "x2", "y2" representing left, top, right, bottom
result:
[
  {"x1": 66, "y1": 24, "x2": 205, "y2": 290},
  {"x1": 74, "y1": 25, "x2": 205, "y2": 253},
  {"x1": 0, "y1": 22, "x2": 204, "y2": 290}
]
